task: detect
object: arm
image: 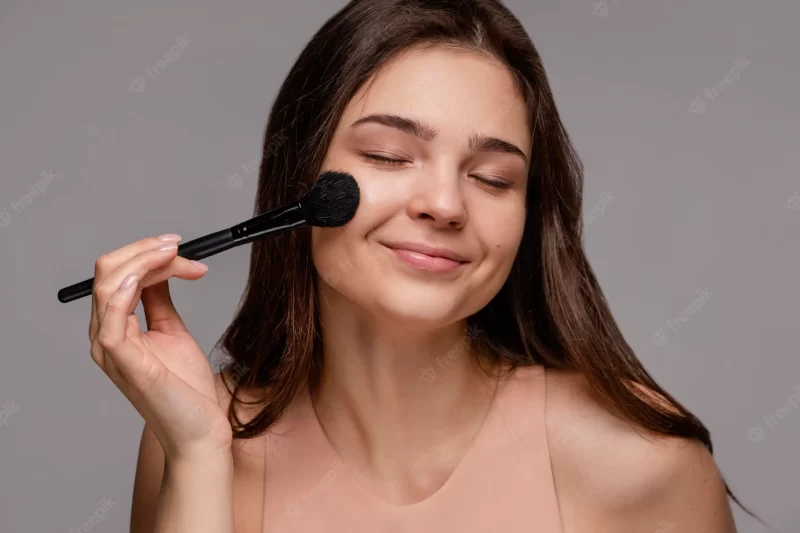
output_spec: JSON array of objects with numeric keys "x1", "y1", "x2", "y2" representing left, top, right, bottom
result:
[
  {"x1": 131, "y1": 422, "x2": 235, "y2": 533},
  {"x1": 155, "y1": 449, "x2": 235, "y2": 533}
]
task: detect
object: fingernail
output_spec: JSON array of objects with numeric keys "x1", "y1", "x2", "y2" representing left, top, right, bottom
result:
[
  {"x1": 159, "y1": 243, "x2": 178, "y2": 251},
  {"x1": 158, "y1": 233, "x2": 182, "y2": 242},
  {"x1": 119, "y1": 273, "x2": 138, "y2": 292},
  {"x1": 190, "y1": 260, "x2": 208, "y2": 272}
]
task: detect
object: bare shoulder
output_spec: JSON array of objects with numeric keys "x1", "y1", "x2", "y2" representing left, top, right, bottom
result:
[{"x1": 545, "y1": 368, "x2": 736, "y2": 533}]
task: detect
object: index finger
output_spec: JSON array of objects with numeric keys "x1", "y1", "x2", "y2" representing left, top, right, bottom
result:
[{"x1": 90, "y1": 233, "x2": 182, "y2": 341}]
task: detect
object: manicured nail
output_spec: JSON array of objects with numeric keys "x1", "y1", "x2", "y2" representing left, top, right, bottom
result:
[
  {"x1": 190, "y1": 260, "x2": 208, "y2": 272},
  {"x1": 119, "y1": 273, "x2": 138, "y2": 293},
  {"x1": 158, "y1": 233, "x2": 182, "y2": 242},
  {"x1": 159, "y1": 242, "x2": 178, "y2": 251}
]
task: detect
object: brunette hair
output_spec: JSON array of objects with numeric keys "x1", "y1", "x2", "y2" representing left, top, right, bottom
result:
[{"x1": 213, "y1": 0, "x2": 764, "y2": 524}]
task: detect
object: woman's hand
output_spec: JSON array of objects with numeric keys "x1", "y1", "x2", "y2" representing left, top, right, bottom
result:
[{"x1": 88, "y1": 234, "x2": 232, "y2": 461}]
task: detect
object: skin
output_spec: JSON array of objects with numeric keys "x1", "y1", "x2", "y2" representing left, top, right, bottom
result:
[
  {"x1": 89, "y1": 234, "x2": 235, "y2": 533},
  {"x1": 110, "y1": 44, "x2": 736, "y2": 532},
  {"x1": 308, "y1": 44, "x2": 737, "y2": 530},
  {"x1": 546, "y1": 371, "x2": 737, "y2": 532},
  {"x1": 310, "y1": 44, "x2": 530, "y2": 504}
]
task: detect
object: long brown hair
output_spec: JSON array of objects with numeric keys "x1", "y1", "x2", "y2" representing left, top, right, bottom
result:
[{"x1": 213, "y1": 0, "x2": 764, "y2": 524}]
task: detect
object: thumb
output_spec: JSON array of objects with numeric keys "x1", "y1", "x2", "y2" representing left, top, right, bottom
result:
[{"x1": 141, "y1": 280, "x2": 187, "y2": 334}]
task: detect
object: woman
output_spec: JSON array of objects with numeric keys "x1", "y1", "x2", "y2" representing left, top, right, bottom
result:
[{"x1": 87, "y1": 1, "x2": 764, "y2": 532}]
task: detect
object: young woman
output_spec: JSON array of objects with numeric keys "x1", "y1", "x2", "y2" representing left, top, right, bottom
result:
[{"x1": 87, "y1": 1, "x2": 764, "y2": 531}]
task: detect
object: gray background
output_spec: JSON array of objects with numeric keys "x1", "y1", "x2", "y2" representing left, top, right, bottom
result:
[{"x1": 1, "y1": 0, "x2": 797, "y2": 531}]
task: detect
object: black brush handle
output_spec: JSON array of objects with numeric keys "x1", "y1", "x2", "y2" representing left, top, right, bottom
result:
[{"x1": 57, "y1": 229, "x2": 235, "y2": 303}]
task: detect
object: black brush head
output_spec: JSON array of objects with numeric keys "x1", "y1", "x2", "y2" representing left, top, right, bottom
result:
[{"x1": 302, "y1": 171, "x2": 360, "y2": 227}]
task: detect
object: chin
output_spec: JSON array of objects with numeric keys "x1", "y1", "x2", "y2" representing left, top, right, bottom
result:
[{"x1": 364, "y1": 285, "x2": 465, "y2": 327}]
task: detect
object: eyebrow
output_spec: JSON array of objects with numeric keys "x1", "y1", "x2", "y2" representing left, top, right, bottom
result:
[{"x1": 349, "y1": 113, "x2": 529, "y2": 165}]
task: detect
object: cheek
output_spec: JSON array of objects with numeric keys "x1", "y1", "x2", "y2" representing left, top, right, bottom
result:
[
  {"x1": 356, "y1": 171, "x2": 407, "y2": 210},
  {"x1": 310, "y1": 193, "x2": 385, "y2": 291},
  {"x1": 311, "y1": 226, "x2": 358, "y2": 289},
  {"x1": 482, "y1": 204, "x2": 526, "y2": 265}
]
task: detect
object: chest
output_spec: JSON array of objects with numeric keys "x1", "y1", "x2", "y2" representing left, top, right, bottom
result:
[{"x1": 258, "y1": 405, "x2": 563, "y2": 533}]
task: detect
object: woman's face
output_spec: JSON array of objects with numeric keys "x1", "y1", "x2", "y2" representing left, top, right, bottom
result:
[{"x1": 312, "y1": 44, "x2": 531, "y2": 328}]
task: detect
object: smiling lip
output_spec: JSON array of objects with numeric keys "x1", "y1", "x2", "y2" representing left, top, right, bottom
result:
[
  {"x1": 380, "y1": 241, "x2": 469, "y2": 262},
  {"x1": 379, "y1": 241, "x2": 469, "y2": 273}
]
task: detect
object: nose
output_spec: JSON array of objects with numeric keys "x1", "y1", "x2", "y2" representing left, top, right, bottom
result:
[{"x1": 406, "y1": 169, "x2": 468, "y2": 230}]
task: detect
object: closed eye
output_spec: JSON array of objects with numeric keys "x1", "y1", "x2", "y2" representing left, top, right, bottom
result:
[
  {"x1": 473, "y1": 176, "x2": 512, "y2": 190},
  {"x1": 360, "y1": 152, "x2": 512, "y2": 190},
  {"x1": 361, "y1": 152, "x2": 408, "y2": 165}
]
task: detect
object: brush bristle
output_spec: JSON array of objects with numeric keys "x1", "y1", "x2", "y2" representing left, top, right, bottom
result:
[{"x1": 302, "y1": 171, "x2": 360, "y2": 227}]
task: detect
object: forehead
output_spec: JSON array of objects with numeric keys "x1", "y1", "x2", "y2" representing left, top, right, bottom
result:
[{"x1": 340, "y1": 45, "x2": 531, "y2": 148}]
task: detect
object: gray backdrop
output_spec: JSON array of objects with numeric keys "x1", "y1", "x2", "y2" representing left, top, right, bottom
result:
[{"x1": 1, "y1": 0, "x2": 797, "y2": 531}]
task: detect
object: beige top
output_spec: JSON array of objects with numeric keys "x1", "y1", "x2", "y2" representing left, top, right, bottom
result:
[{"x1": 260, "y1": 365, "x2": 563, "y2": 532}]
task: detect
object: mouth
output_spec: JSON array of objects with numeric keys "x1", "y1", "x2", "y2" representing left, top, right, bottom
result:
[{"x1": 379, "y1": 241, "x2": 469, "y2": 273}]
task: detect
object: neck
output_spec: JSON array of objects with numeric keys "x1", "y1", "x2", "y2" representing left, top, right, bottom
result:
[{"x1": 312, "y1": 290, "x2": 498, "y2": 494}]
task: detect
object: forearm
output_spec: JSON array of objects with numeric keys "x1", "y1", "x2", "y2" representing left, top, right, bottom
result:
[{"x1": 154, "y1": 450, "x2": 235, "y2": 533}]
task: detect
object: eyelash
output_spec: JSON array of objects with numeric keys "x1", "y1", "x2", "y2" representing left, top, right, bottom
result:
[{"x1": 360, "y1": 153, "x2": 512, "y2": 190}]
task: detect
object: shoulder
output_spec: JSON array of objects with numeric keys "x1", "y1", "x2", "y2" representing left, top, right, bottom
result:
[
  {"x1": 544, "y1": 368, "x2": 735, "y2": 532},
  {"x1": 543, "y1": 367, "x2": 691, "y2": 494}
]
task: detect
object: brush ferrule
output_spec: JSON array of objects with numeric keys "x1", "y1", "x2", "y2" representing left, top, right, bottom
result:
[{"x1": 231, "y1": 202, "x2": 308, "y2": 243}]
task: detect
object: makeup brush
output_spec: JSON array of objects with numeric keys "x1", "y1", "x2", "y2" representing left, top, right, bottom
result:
[{"x1": 57, "y1": 170, "x2": 359, "y2": 303}]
